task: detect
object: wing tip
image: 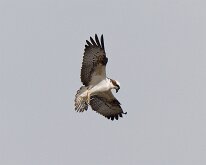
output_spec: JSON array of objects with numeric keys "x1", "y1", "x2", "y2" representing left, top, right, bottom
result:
[
  {"x1": 106, "y1": 112, "x2": 127, "y2": 121},
  {"x1": 90, "y1": 36, "x2": 96, "y2": 46},
  {"x1": 100, "y1": 34, "x2": 105, "y2": 50},
  {"x1": 86, "y1": 40, "x2": 91, "y2": 46},
  {"x1": 85, "y1": 34, "x2": 105, "y2": 51}
]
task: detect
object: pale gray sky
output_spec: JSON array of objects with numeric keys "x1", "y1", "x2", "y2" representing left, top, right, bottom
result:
[{"x1": 1, "y1": 0, "x2": 206, "y2": 165}]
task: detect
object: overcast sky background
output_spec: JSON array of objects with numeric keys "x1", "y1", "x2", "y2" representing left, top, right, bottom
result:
[{"x1": 1, "y1": 0, "x2": 206, "y2": 165}]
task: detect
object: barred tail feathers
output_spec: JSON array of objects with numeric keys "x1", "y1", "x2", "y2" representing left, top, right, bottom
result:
[{"x1": 75, "y1": 86, "x2": 88, "y2": 112}]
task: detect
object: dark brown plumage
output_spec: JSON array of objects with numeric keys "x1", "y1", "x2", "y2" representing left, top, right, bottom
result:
[
  {"x1": 81, "y1": 34, "x2": 108, "y2": 86},
  {"x1": 90, "y1": 91, "x2": 126, "y2": 120}
]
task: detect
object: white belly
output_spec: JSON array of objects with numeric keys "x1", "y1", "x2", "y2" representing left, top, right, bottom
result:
[
  {"x1": 79, "y1": 79, "x2": 111, "y2": 98},
  {"x1": 90, "y1": 80, "x2": 110, "y2": 95}
]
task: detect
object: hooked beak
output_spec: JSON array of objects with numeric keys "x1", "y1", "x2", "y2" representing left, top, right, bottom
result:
[{"x1": 116, "y1": 85, "x2": 120, "y2": 93}]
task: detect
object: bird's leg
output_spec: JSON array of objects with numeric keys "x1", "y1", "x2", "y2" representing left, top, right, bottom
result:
[{"x1": 86, "y1": 90, "x2": 91, "y2": 105}]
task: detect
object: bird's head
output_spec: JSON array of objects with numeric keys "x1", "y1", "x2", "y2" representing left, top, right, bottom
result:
[{"x1": 110, "y1": 79, "x2": 120, "y2": 93}]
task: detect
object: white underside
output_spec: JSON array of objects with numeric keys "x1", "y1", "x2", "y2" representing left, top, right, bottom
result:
[{"x1": 80, "y1": 78, "x2": 111, "y2": 98}]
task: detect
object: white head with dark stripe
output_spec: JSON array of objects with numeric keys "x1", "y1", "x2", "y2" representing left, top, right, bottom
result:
[{"x1": 110, "y1": 79, "x2": 120, "y2": 93}]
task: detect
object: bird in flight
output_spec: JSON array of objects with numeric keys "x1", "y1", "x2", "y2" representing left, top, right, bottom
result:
[{"x1": 74, "y1": 34, "x2": 127, "y2": 120}]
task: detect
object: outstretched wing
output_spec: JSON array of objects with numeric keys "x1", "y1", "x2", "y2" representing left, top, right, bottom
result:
[
  {"x1": 81, "y1": 34, "x2": 108, "y2": 86},
  {"x1": 90, "y1": 91, "x2": 127, "y2": 120}
]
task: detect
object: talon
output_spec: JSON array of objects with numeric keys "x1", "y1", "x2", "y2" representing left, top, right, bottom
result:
[{"x1": 86, "y1": 90, "x2": 91, "y2": 105}]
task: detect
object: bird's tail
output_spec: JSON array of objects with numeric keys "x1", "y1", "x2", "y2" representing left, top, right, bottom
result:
[{"x1": 74, "y1": 86, "x2": 88, "y2": 112}]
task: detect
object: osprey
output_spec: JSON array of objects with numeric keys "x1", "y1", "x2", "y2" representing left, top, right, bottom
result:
[{"x1": 75, "y1": 34, "x2": 127, "y2": 120}]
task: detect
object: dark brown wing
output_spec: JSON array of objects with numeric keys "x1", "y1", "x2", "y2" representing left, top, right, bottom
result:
[
  {"x1": 90, "y1": 91, "x2": 127, "y2": 120},
  {"x1": 81, "y1": 34, "x2": 108, "y2": 86}
]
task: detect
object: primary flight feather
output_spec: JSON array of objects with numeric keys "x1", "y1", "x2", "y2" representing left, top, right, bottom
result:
[{"x1": 74, "y1": 34, "x2": 127, "y2": 120}]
